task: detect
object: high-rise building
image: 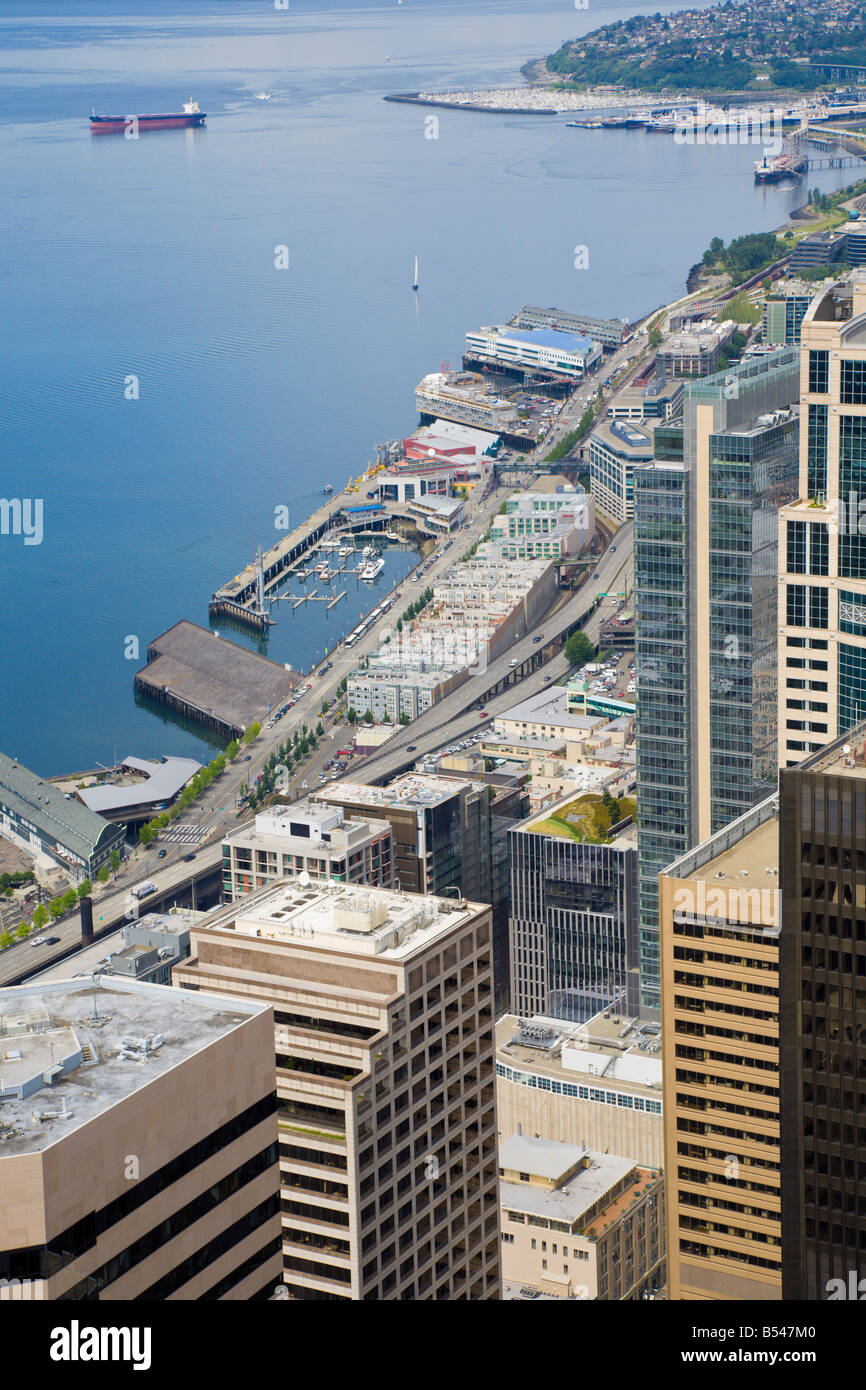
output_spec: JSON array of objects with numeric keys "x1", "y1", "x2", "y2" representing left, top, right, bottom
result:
[
  {"x1": 508, "y1": 794, "x2": 639, "y2": 1023},
  {"x1": 761, "y1": 279, "x2": 830, "y2": 346},
  {"x1": 778, "y1": 272, "x2": 866, "y2": 767},
  {"x1": 0, "y1": 976, "x2": 280, "y2": 1301},
  {"x1": 658, "y1": 797, "x2": 782, "y2": 1301},
  {"x1": 221, "y1": 801, "x2": 393, "y2": 902},
  {"x1": 173, "y1": 879, "x2": 501, "y2": 1300},
  {"x1": 778, "y1": 726, "x2": 866, "y2": 1301},
  {"x1": 634, "y1": 348, "x2": 799, "y2": 1011},
  {"x1": 313, "y1": 772, "x2": 522, "y2": 1009}
]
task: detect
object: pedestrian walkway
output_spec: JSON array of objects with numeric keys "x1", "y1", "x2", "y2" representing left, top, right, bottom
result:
[{"x1": 159, "y1": 824, "x2": 208, "y2": 844}]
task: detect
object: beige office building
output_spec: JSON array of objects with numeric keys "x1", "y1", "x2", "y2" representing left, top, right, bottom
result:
[
  {"x1": 221, "y1": 801, "x2": 393, "y2": 902},
  {"x1": 174, "y1": 879, "x2": 501, "y2": 1300},
  {"x1": 499, "y1": 1133, "x2": 664, "y2": 1300},
  {"x1": 659, "y1": 797, "x2": 781, "y2": 1301},
  {"x1": 778, "y1": 272, "x2": 866, "y2": 766},
  {"x1": 0, "y1": 976, "x2": 281, "y2": 1301}
]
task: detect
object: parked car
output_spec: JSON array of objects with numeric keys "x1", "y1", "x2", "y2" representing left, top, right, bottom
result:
[{"x1": 157, "y1": 848, "x2": 167, "y2": 858}]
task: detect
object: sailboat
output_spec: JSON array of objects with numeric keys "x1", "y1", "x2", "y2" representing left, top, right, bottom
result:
[{"x1": 412, "y1": 255, "x2": 419, "y2": 292}]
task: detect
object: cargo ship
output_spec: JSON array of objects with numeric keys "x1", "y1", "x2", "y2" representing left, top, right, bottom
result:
[{"x1": 90, "y1": 99, "x2": 206, "y2": 134}]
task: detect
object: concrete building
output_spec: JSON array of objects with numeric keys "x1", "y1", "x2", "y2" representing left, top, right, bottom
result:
[
  {"x1": 588, "y1": 419, "x2": 654, "y2": 523},
  {"x1": 499, "y1": 1134, "x2": 664, "y2": 1300},
  {"x1": 173, "y1": 879, "x2": 501, "y2": 1300},
  {"x1": 0, "y1": 976, "x2": 280, "y2": 1300},
  {"x1": 0, "y1": 750, "x2": 126, "y2": 883},
  {"x1": 655, "y1": 321, "x2": 735, "y2": 378},
  {"x1": 658, "y1": 797, "x2": 781, "y2": 1302},
  {"x1": 486, "y1": 484, "x2": 594, "y2": 561},
  {"x1": 509, "y1": 792, "x2": 639, "y2": 1023},
  {"x1": 512, "y1": 305, "x2": 629, "y2": 351},
  {"x1": 346, "y1": 668, "x2": 463, "y2": 723},
  {"x1": 634, "y1": 347, "x2": 799, "y2": 1012},
  {"x1": 789, "y1": 229, "x2": 848, "y2": 273},
  {"x1": 465, "y1": 325, "x2": 603, "y2": 382},
  {"x1": 778, "y1": 726, "x2": 866, "y2": 1301},
  {"x1": 777, "y1": 272, "x2": 866, "y2": 766},
  {"x1": 607, "y1": 370, "x2": 685, "y2": 422},
  {"x1": 105, "y1": 909, "x2": 197, "y2": 985},
  {"x1": 496, "y1": 1014, "x2": 664, "y2": 1168},
  {"x1": 313, "y1": 772, "x2": 523, "y2": 1010},
  {"x1": 221, "y1": 802, "x2": 394, "y2": 902}
]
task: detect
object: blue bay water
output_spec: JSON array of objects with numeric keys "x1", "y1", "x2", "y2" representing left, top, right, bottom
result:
[{"x1": 0, "y1": 0, "x2": 856, "y2": 773}]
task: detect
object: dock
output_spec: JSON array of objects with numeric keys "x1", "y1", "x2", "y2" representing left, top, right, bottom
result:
[{"x1": 134, "y1": 620, "x2": 298, "y2": 740}]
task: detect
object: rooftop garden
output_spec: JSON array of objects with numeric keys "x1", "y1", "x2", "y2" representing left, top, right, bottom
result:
[{"x1": 529, "y1": 789, "x2": 636, "y2": 843}]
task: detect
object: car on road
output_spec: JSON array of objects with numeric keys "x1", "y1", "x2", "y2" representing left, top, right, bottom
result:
[
  {"x1": 532, "y1": 635, "x2": 542, "y2": 644},
  {"x1": 157, "y1": 849, "x2": 167, "y2": 858},
  {"x1": 244, "y1": 754, "x2": 251, "y2": 761},
  {"x1": 182, "y1": 853, "x2": 196, "y2": 863},
  {"x1": 508, "y1": 658, "x2": 519, "y2": 667},
  {"x1": 44, "y1": 935, "x2": 60, "y2": 946},
  {"x1": 30, "y1": 936, "x2": 47, "y2": 947},
  {"x1": 610, "y1": 544, "x2": 616, "y2": 552},
  {"x1": 406, "y1": 744, "x2": 417, "y2": 751}
]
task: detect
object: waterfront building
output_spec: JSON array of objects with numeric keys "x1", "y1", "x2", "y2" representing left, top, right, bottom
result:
[
  {"x1": 221, "y1": 801, "x2": 394, "y2": 902},
  {"x1": 495, "y1": 1014, "x2": 664, "y2": 1168},
  {"x1": 634, "y1": 347, "x2": 799, "y2": 1012},
  {"x1": 761, "y1": 277, "x2": 830, "y2": 347},
  {"x1": 588, "y1": 419, "x2": 654, "y2": 523},
  {"x1": 658, "y1": 797, "x2": 781, "y2": 1301},
  {"x1": 414, "y1": 370, "x2": 520, "y2": 434},
  {"x1": 173, "y1": 879, "x2": 501, "y2": 1300},
  {"x1": 511, "y1": 305, "x2": 629, "y2": 352},
  {"x1": 490, "y1": 687, "x2": 607, "y2": 753},
  {"x1": 0, "y1": 976, "x2": 280, "y2": 1300},
  {"x1": 0, "y1": 750, "x2": 126, "y2": 883},
  {"x1": 498, "y1": 1134, "x2": 664, "y2": 1300},
  {"x1": 778, "y1": 727, "x2": 866, "y2": 1301},
  {"x1": 74, "y1": 754, "x2": 203, "y2": 827},
  {"x1": 465, "y1": 325, "x2": 603, "y2": 382},
  {"x1": 508, "y1": 791, "x2": 639, "y2": 1023},
  {"x1": 841, "y1": 214, "x2": 866, "y2": 267},
  {"x1": 485, "y1": 483, "x2": 594, "y2": 561},
  {"x1": 654, "y1": 321, "x2": 735, "y2": 378},
  {"x1": 777, "y1": 272, "x2": 866, "y2": 765}
]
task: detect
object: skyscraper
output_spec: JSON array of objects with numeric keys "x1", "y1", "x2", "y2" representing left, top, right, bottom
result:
[
  {"x1": 634, "y1": 348, "x2": 799, "y2": 1012},
  {"x1": 778, "y1": 272, "x2": 866, "y2": 767},
  {"x1": 778, "y1": 725, "x2": 866, "y2": 1301}
]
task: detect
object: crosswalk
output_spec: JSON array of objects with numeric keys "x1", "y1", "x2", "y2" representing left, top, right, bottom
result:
[{"x1": 159, "y1": 824, "x2": 208, "y2": 845}]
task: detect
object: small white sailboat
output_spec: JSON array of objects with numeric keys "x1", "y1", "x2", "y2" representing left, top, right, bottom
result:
[
  {"x1": 253, "y1": 92, "x2": 271, "y2": 101},
  {"x1": 412, "y1": 255, "x2": 419, "y2": 292}
]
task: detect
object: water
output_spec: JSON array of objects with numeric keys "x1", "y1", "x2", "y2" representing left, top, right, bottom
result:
[{"x1": 0, "y1": 0, "x2": 858, "y2": 774}]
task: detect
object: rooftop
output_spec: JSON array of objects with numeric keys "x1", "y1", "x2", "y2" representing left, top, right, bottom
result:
[
  {"x1": 797, "y1": 718, "x2": 866, "y2": 782},
  {"x1": 314, "y1": 771, "x2": 479, "y2": 811},
  {"x1": 201, "y1": 879, "x2": 483, "y2": 962},
  {"x1": 499, "y1": 1148, "x2": 636, "y2": 1226},
  {"x1": 135, "y1": 621, "x2": 297, "y2": 737},
  {"x1": 496, "y1": 1013, "x2": 664, "y2": 1097},
  {"x1": 0, "y1": 750, "x2": 118, "y2": 864},
  {"x1": 500, "y1": 1132, "x2": 588, "y2": 1182},
  {"x1": 496, "y1": 687, "x2": 604, "y2": 732},
  {"x1": 0, "y1": 977, "x2": 266, "y2": 1154},
  {"x1": 76, "y1": 755, "x2": 203, "y2": 815}
]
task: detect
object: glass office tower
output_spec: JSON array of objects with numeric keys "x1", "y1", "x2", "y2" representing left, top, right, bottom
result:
[{"x1": 634, "y1": 348, "x2": 800, "y2": 1012}]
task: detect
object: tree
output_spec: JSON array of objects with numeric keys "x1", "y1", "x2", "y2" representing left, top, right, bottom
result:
[
  {"x1": 565, "y1": 631, "x2": 597, "y2": 667},
  {"x1": 398, "y1": 713, "x2": 411, "y2": 726},
  {"x1": 316, "y1": 721, "x2": 325, "y2": 737},
  {"x1": 49, "y1": 896, "x2": 65, "y2": 921},
  {"x1": 139, "y1": 822, "x2": 154, "y2": 845},
  {"x1": 703, "y1": 236, "x2": 725, "y2": 266},
  {"x1": 226, "y1": 739, "x2": 240, "y2": 760},
  {"x1": 109, "y1": 849, "x2": 120, "y2": 871},
  {"x1": 15, "y1": 922, "x2": 31, "y2": 940},
  {"x1": 61, "y1": 888, "x2": 78, "y2": 913},
  {"x1": 647, "y1": 324, "x2": 662, "y2": 349},
  {"x1": 242, "y1": 722, "x2": 261, "y2": 746},
  {"x1": 32, "y1": 903, "x2": 49, "y2": 929},
  {"x1": 97, "y1": 864, "x2": 110, "y2": 884},
  {"x1": 363, "y1": 710, "x2": 374, "y2": 724},
  {"x1": 77, "y1": 879, "x2": 92, "y2": 899},
  {"x1": 347, "y1": 708, "x2": 358, "y2": 724},
  {"x1": 0, "y1": 932, "x2": 13, "y2": 950}
]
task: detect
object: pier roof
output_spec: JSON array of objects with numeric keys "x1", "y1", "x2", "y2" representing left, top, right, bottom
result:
[{"x1": 135, "y1": 621, "x2": 296, "y2": 738}]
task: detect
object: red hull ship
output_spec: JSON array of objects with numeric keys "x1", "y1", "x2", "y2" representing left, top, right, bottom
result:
[{"x1": 90, "y1": 99, "x2": 206, "y2": 134}]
